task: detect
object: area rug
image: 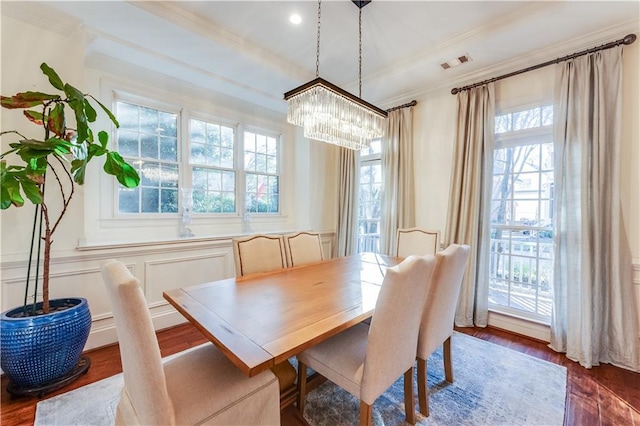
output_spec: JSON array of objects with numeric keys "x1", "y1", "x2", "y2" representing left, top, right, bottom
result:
[{"x1": 34, "y1": 332, "x2": 566, "y2": 425}]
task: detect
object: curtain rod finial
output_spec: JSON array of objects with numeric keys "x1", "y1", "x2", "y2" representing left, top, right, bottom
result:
[
  {"x1": 451, "y1": 88, "x2": 460, "y2": 95},
  {"x1": 623, "y1": 34, "x2": 637, "y2": 45}
]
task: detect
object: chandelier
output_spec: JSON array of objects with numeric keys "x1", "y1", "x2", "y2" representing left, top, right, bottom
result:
[{"x1": 284, "y1": 0, "x2": 387, "y2": 150}]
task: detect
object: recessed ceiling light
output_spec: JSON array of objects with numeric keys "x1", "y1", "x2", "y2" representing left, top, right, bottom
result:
[{"x1": 290, "y1": 14, "x2": 302, "y2": 25}]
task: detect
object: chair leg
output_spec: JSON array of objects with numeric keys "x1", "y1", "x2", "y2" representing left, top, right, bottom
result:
[
  {"x1": 417, "y1": 357, "x2": 429, "y2": 417},
  {"x1": 359, "y1": 401, "x2": 373, "y2": 426},
  {"x1": 297, "y1": 360, "x2": 307, "y2": 415},
  {"x1": 443, "y1": 336, "x2": 453, "y2": 383},
  {"x1": 404, "y1": 367, "x2": 416, "y2": 425}
]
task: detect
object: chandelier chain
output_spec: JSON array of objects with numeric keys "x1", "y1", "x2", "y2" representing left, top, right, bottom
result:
[
  {"x1": 316, "y1": 0, "x2": 322, "y2": 78},
  {"x1": 358, "y1": 7, "x2": 362, "y2": 98}
]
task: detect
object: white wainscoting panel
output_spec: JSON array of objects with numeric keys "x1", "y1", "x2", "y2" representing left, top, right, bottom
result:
[{"x1": 144, "y1": 253, "x2": 228, "y2": 304}]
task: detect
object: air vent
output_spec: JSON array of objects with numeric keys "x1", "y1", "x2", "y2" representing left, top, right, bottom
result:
[{"x1": 440, "y1": 54, "x2": 472, "y2": 70}]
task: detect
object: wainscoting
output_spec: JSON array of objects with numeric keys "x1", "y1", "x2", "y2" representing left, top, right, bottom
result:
[{"x1": 0, "y1": 232, "x2": 335, "y2": 351}]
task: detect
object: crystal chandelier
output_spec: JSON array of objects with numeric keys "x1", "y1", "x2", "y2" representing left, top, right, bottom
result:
[{"x1": 284, "y1": 0, "x2": 387, "y2": 150}]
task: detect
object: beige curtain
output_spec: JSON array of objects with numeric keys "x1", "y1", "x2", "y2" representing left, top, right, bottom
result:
[
  {"x1": 380, "y1": 107, "x2": 415, "y2": 255},
  {"x1": 335, "y1": 147, "x2": 359, "y2": 257},
  {"x1": 445, "y1": 84, "x2": 494, "y2": 327},
  {"x1": 550, "y1": 46, "x2": 639, "y2": 371}
]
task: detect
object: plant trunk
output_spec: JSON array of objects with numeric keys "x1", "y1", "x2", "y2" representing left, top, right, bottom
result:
[{"x1": 42, "y1": 229, "x2": 51, "y2": 314}]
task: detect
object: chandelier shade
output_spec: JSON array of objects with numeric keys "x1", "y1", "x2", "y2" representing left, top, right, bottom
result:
[
  {"x1": 284, "y1": 77, "x2": 387, "y2": 150},
  {"x1": 284, "y1": 0, "x2": 387, "y2": 150}
]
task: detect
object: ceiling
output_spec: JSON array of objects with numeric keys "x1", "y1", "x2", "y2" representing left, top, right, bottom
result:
[{"x1": 4, "y1": 1, "x2": 639, "y2": 113}]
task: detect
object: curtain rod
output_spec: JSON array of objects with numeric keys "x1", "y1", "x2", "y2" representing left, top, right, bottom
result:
[
  {"x1": 451, "y1": 33, "x2": 637, "y2": 95},
  {"x1": 386, "y1": 100, "x2": 417, "y2": 112}
]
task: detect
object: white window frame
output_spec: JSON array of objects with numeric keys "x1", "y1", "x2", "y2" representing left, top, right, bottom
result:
[
  {"x1": 357, "y1": 140, "x2": 382, "y2": 254},
  {"x1": 242, "y1": 126, "x2": 282, "y2": 216},
  {"x1": 488, "y1": 104, "x2": 554, "y2": 324}
]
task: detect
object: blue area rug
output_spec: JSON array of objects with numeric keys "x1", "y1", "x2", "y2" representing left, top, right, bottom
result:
[{"x1": 34, "y1": 332, "x2": 566, "y2": 425}]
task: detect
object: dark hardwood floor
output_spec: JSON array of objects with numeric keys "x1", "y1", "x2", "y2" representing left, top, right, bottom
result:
[{"x1": 1, "y1": 323, "x2": 638, "y2": 425}]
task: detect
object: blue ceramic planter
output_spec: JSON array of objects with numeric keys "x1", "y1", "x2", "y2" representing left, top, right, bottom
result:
[{"x1": 0, "y1": 298, "x2": 91, "y2": 388}]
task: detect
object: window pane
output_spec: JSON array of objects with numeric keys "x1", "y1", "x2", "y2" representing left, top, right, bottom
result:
[
  {"x1": 160, "y1": 136, "x2": 177, "y2": 162},
  {"x1": 141, "y1": 134, "x2": 158, "y2": 159},
  {"x1": 117, "y1": 102, "x2": 139, "y2": 130},
  {"x1": 141, "y1": 187, "x2": 159, "y2": 213},
  {"x1": 495, "y1": 114, "x2": 510, "y2": 133},
  {"x1": 140, "y1": 107, "x2": 158, "y2": 134},
  {"x1": 118, "y1": 187, "x2": 139, "y2": 213},
  {"x1": 160, "y1": 188, "x2": 178, "y2": 213},
  {"x1": 513, "y1": 108, "x2": 540, "y2": 130},
  {"x1": 118, "y1": 130, "x2": 139, "y2": 157}
]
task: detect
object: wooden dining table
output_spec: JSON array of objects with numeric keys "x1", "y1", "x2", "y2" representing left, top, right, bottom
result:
[{"x1": 163, "y1": 253, "x2": 401, "y2": 381}]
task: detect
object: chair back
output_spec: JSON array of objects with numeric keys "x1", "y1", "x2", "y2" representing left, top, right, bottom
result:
[
  {"x1": 361, "y1": 255, "x2": 435, "y2": 403},
  {"x1": 100, "y1": 259, "x2": 175, "y2": 424},
  {"x1": 396, "y1": 227, "x2": 440, "y2": 258},
  {"x1": 233, "y1": 234, "x2": 287, "y2": 276},
  {"x1": 417, "y1": 244, "x2": 470, "y2": 360},
  {"x1": 283, "y1": 231, "x2": 324, "y2": 267}
]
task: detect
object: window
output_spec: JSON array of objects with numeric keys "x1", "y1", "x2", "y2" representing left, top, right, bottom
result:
[
  {"x1": 488, "y1": 105, "x2": 554, "y2": 323},
  {"x1": 189, "y1": 119, "x2": 235, "y2": 213},
  {"x1": 357, "y1": 140, "x2": 382, "y2": 253},
  {"x1": 114, "y1": 97, "x2": 280, "y2": 218},
  {"x1": 244, "y1": 130, "x2": 279, "y2": 213},
  {"x1": 116, "y1": 101, "x2": 179, "y2": 214}
]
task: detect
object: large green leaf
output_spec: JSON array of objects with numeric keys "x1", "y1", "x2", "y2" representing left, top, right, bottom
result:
[
  {"x1": 71, "y1": 158, "x2": 87, "y2": 185},
  {"x1": 40, "y1": 63, "x2": 64, "y2": 91},
  {"x1": 97, "y1": 130, "x2": 109, "y2": 150},
  {"x1": 88, "y1": 95, "x2": 119, "y2": 128},
  {"x1": 104, "y1": 151, "x2": 140, "y2": 188},
  {"x1": 1, "y1": 92, "x2": 57, "y2": 109},
  {"x1": 20, "y1": 178, "x2": 42, "y2": 204},
  {"x1": 47, "y1": 103, "x2": 66, "y2": 136},
  {"x1": 84, "y1": 99, "x2": 97, "y2": 123},
  {"x1": 64, "y1": 83, "x2": 88, "y2": 143}
]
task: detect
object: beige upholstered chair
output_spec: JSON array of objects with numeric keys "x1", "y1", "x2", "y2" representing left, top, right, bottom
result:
[
  {"x1": 232, "y1": 233, "x2": 286, "y2": 277},
  {"x1": 283, "y1": 231, "x2": 324, "y2": 267},
  {"x1": 101, "y1": 260, "x2": 280, "y2": 426},
  {"x1": 416, "y1": 244, "x2": 470, "y2": 417},
  {"x1": 232, "y1": 234, "x2": 296, "y2": 390},
  {"x1": 296, "y1": 255, "x2": 436, "y2": 426},
  {"x1": 396, "y1": 227, "x2": 441, "y2": 258}
]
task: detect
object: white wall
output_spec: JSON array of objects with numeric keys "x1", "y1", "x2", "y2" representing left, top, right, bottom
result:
[
  {"x1": 0, "y1": 14, "x2": 336, "y2": 349},
  {"x1": 412, "y1": 38, "x2": 640, "y2": 339}
]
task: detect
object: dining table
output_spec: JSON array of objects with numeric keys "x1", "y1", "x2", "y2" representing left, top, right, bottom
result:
[{"x1": 163, "y1": 252, "x2": 401, "y2": 405}]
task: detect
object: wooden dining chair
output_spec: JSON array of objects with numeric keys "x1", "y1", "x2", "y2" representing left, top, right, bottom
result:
[
  {"x1": 296, "y1": 255, "x2": 436, "y2": 426},
  {"x1": 100, "y1": 259, "x2": 280, "y2": 426},
  {"x1": 396, "y1": 227, "x2": 441, "y2": 258},
  {"x1": 415, "y1": 244, "x2": 470, "y2": 417},
  {"x1": 283, "y1": 231, "x2": 324, "y2": 267},
  {"x1": 232, "y1": 233, "x2": 287, "y2": 277}
]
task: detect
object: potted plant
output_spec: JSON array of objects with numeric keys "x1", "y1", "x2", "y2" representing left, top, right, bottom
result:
[{"x1": 0, "y1": 63, "x2": 139, "y2": 396}]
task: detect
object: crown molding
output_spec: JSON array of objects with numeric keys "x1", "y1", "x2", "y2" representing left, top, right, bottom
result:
[
  {"x1": 1, "y1": 2, "x2": 83, "y2": 37},
  {"x1": 385, "y1": 19, "x2": 639, "y2": 103},
  {"x1": 128, "y1": 1, "x2": 312, "y2": 83}
]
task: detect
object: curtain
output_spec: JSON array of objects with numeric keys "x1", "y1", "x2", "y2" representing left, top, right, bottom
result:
[
  {"x1": 445, "y1": 84, "x2": 495, "y2": 327},
  {"x1": 335, "y1": 147, "x2": 359, "y2": 257},
  {"x1": 550, "y1": 46, "x2": 640, "y2": 371},
  {"x1": 380, "y1": 107, "x2": 415, "y2": 255}
]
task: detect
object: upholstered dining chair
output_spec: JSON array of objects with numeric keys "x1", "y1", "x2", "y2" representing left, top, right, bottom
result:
[
  {"x1": 232, "y1": 233, "x2": 296, "y2": 391},
  {"x1": 296, "y1": 255, "x2": 436, "y2": 426},
  {"x1": 396, "y1": 227, "x2": 441, "y2": 258},
  {"x1": 416, "y1": 244, "x2": 470, "y2": 417},
  {"x1": 232, "y1": 233, "x2": 287, "y2": 277},
  {"x1": 283, "y1": 231, "x2": 324, "y2": 267},
  {"x1": 100, "y1": 259, "x2": 280, "y2": 426}
]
